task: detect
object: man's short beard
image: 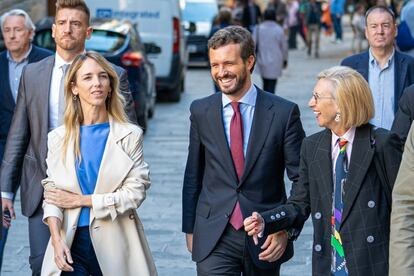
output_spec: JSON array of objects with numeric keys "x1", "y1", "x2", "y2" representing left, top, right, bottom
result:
[{"x1": 214, "y1": 69, "x2": 247, "y2": 95}]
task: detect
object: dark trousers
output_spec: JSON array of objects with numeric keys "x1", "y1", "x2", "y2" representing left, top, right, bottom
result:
[
  {"x1": 196, "y1": 224, "x2": 280, "y2": 276},
  {"x1": 331, "y1": 14, "x2": 342, "y2": 40},
  {"x1": 0, "y1": 225, "x2": 8, "y2": 269},
  {"x1": 262, "y1": 78, "x2": 278, "y2": 94},
  {"x1": 28, "y1": 204, "x2": 50, "y2": 276},
  {"x1": 288, "y1": 25, "x2": 299, "y2": 49},
  {"x1": 61, "y1": 227, "x2": 103, "y2": 276}
]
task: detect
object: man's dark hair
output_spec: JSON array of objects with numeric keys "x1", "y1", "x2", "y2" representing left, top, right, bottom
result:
[
  {"x1": 264, "y1": 8, "x2": 276, "y2": 21},
  {"x1": 208, "y1": 25, "x2": 255, "y2": 72},
  {"x1": 365, "y1": 5, "x2": 395, "y2": 25},
  {"x1": 55, "y1": 0, "x2": 90, "y2": 25}
]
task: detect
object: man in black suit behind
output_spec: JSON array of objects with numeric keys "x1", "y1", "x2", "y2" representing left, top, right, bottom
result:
[
  {"x1": 0, "y1": 8, "x2": 52, "y2": 270},
  {"x1": 182, "y1": 26, "x2": 305, "y2": 275}
]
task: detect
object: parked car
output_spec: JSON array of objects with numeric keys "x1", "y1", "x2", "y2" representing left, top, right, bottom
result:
[
  {"x1": 33, "y1": 17, "x2": 156, "y2": 130},
  {"x1": 182, "y1": 0, "x2": 218, "y2": 65},
  {"x1": 86, "y1": 0, "x2": 187, "y2": 102}
]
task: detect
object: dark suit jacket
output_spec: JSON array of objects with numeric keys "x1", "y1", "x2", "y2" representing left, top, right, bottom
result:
[
  {"x1": 341, "y1": 51, "x2": 414, "y2": 113},
  {"x1": 391, "y1": 84, "x2": 414, "y2": 142},
  {"x1": 182, "y1": 88, "x2": 305, "y2": 269},
  {"x1": 0, "y1": 55, "x2": 136, "y2": 217},
  {"x1": 0, "y1": 45, "x2": 52, "y2": 164},
  {"x1": 261, "y1": 124, "x2": 402, "y2": 275}
]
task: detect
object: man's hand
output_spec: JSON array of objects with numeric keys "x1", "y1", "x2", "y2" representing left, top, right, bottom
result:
[
  {"x1": 259, "y1": 231, "x2": 288, "y2": 262},
  {"x1": 244, "y1": 212, "x2": 264, "y2": 245},
  {"x1": 44, "y1": 188, "x2": 82, "y2": 209},
  {"x1": 2, "y1": 198, "x2": 15, "y2": 228},
  {"x1": 186, "y1": 233, "x2": 193, "y2": 253}
]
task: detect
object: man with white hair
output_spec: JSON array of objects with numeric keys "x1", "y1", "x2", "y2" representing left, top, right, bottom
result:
[{"x1": 0, "y1": 8, "x2": 52, "y2": 269}]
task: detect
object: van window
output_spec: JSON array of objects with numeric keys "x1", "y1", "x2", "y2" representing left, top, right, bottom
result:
[
  {"x1": 183, "y1": 2, "x2": 217, "y2": 22},
  {"x1": 86, "y1": 30, "x2": 126, "y2": 53}
]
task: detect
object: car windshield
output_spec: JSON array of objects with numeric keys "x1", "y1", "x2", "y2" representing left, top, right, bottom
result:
[
  {"x1": 86, "y1": 30, "x2": 126, "y2": 53},
  {"x1": 183, "y1": 2, "x2": 217, "y2": 22}
]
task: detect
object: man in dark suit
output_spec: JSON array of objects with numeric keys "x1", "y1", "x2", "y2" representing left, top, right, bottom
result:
[
  {"x1": 391, "y1": 84, "x2": 414, "y2": 142},
  {"x1": 182, "y1": 25, "x2": 305, "y2": 275},
  {"x1": 0, "y1": 1, "x2": 135, "y2": 275},
  {"x1": 0, "y1": 8, "x2": 52, "y2": 270},
  {"x1": 341, "y1": 5, "x2": 414, "y2": 130}
]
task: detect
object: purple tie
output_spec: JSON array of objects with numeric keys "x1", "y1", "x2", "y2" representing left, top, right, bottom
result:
[{"x1": 229, "y1": 102, "x2": 244, "y2": 230}]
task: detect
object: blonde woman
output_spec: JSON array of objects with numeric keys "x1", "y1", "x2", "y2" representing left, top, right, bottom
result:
[
  {"x1": 41, "y1": 52, "x2": 157, "y2": 276},
  {"x1": 244, "y1": 66, "x2": 402, "y2": 275}
]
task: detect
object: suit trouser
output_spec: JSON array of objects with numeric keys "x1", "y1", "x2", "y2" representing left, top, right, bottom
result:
[
  {"x1": 28, "y1": 204, "x2": 50, "y2": 276},
  {"x1": 196, "y1": 224, "x2": 280, "y2": 276}
]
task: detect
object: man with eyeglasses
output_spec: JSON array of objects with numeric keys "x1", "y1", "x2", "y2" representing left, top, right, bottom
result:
[{"x1": 341, "y1": 5, "x2": 414, "y2": 131}]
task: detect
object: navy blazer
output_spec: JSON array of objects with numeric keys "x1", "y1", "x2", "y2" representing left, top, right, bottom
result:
[
  {"x1": 261, "y1": 125, "x2": 402, "y2": 275},
  {"x1": 341, "y1": 50, "x2": 414, "y2": 113},
  {"x1": 182, "y1": 88, "x2": 305, "y2": 269},
  {"x1": 0, "y1": 45, "x2": 52, "y2": 163}
]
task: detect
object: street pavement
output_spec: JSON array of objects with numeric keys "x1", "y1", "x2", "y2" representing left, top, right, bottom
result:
[{"x1": 2, "y1": 26, "x2": 356, "y2": 275}]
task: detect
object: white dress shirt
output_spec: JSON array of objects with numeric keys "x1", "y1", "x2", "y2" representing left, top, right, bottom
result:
[
  {"x1": 331, "y1": 127, "x2": 356, "y2": 182},
  {"x1": 49, "y1": 53, "x2": 72, "y2": 130}
]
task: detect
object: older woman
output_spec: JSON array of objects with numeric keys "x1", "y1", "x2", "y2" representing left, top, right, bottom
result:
[
  {"x1": 244, "y1": 66, "x2": 401, "y2": 275},
  {"x1": 40, "y1": 52, "x2": 157, "y2": 276}
]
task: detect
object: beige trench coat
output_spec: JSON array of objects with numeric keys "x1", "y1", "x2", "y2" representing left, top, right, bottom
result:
[{"x1": 40, "y1": 118, "x2": 157, "y2": 276}]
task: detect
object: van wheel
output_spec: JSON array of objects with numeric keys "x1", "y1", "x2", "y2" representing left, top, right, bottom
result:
[{"x1": 169, "y1": 82, "x2": 181, "y2": 102}]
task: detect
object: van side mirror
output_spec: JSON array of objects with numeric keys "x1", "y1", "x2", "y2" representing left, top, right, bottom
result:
[
  {"x1": 144, "y1": 43, "x2": 162, "y2": 54},
  {"x1": 187, "y1": 22, "x2": 196, "y2": 34}
]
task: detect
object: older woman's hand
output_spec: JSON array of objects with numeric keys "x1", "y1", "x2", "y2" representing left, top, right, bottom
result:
[
  {"x1": 243, "y1": 211, "x2": 265, "y2": 245},
  {"x1": 44, "y1": 188, "x2": 90, "y2": 209}
]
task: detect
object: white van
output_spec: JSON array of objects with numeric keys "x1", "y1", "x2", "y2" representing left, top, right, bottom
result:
[
  {"x1": 182, "y1": 0, "x2": 218, "y2": 65},
  {"x1": 86, "y1": 0, "x2": 187, "y2": 102}
]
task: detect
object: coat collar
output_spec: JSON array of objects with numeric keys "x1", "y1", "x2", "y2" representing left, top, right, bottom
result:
[
  {"x1": 340, "y1": 124, "x2": 375, "y2": 227},
  {"x1": 49, "y1": 117, "x2": 135, "y2": 194}
]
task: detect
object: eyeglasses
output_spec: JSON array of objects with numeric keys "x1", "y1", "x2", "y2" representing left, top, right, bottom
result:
[{"x1": 312, "y1": 92, "x2": 333, "y2": 103}]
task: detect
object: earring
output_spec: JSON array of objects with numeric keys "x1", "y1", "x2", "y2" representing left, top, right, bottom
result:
[
  {"x1": 335, "y1": 113, "x2": 341, "y2": 122},
  {"x1": 72, "y1": 94, "x2": 78, "y2": 101}
]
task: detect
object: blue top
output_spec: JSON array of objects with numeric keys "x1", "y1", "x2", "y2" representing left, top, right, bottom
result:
[
  {"x1": 76, "y1": 122, "x2": 110, "y2": 227},
  {"x1": 330, "y1": 0, "x2": 345, "y2": 15},
  {"x1": 368, "y1": 49, "x2": 395, "y2": 130},
  {"x1": 222, "y1": 84, "x2": 257, "y2": 156}
]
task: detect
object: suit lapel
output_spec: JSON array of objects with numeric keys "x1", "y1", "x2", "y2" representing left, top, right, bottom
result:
[
  {"x1": 94, "y1": 119, "x2": 134, "y2": 194},
  {"x1": 358, "y1": 52, "x2": 369, "y2": 81},
  {"x1": 341, "y1": 125, "x2": 374, "y2": 227},
  {"x1": 240, "y1": 89, "x2": 274, "y2": 185},
  {"x1": 206, "y1": 94, "x2": 238, "y2": 183},
  {"x1": 37, "y1": 56, "x2": 55, "y2": 166},
  {"x1": 394, "y1": 52, "x2": 407, "y2": 112},
  {"x1": 315, "y1": 130, "x2": 334, "y2": 214}
]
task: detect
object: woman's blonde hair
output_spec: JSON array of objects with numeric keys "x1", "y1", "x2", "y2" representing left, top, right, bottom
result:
[
  {"x1": 62, "y1": 51, "x2": 128, "y2": 161},
  {"x1": 317, "y1": 66, "x2": 374, "y2": 129}
]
